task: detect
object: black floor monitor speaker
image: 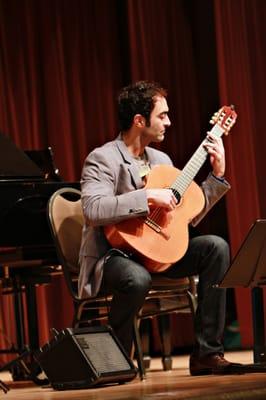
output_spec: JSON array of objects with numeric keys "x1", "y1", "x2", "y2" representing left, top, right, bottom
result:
[{"x1": 34, "y1": 325, "x2": 137, "y2": 390}]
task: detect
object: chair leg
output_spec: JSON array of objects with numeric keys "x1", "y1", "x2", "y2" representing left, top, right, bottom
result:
[
  {"x1": 133, "y1": 318, "x2": 146, "y2": 380},
  {"x1": 139, "y1": 319, "x2": 151, "y2": 369},
  {"x1": 158, "y1": 314, "x2": 172, "y2": 371},
  {"x1": 0, "y1": 380, "x2": 9, "y2": 394},
  {"x1": 187, "y1": 290, "x2": 197, "y2": 317}
]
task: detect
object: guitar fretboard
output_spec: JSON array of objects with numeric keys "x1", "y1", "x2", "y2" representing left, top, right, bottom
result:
[{"x1": 171, "y1": 124, "x2": 224, "y2": 196}]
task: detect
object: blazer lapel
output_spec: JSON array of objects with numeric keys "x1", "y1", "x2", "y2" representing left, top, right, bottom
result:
[{"x1": 115, "y1": 138, "x2": 144, "y2": 189}]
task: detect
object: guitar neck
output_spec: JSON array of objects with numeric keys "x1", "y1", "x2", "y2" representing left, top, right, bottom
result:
[{"x1": 171, "y1": 123, "x2": 224, "y2": 196}]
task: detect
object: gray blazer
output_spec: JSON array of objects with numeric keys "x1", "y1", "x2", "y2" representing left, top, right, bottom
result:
[{"x1": 78, "y1": 135, "x2": 230, "y2": 298}]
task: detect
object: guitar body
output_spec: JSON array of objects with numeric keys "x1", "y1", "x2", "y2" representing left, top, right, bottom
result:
[{"x1": 104, "y1": 164, "x2": 205, "y2": 272}]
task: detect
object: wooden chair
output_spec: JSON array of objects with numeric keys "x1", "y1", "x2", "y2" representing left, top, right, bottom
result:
[{"x1": 47, "y1": 187, "x2": 197, "y2": 379}]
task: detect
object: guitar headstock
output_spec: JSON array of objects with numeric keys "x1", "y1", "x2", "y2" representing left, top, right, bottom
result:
[{"x1": 210, "y1": 105, "x2": 237, "y2": 135}]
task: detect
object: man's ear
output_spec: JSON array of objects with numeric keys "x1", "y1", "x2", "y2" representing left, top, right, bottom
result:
[{"x1": 133, "y1": 114, "x2": 145, "y2": 128}]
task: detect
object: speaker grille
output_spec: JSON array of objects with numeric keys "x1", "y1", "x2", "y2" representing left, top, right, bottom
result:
[{"x1": 76, "y1": 332, "x2": 131, "y2": 374}]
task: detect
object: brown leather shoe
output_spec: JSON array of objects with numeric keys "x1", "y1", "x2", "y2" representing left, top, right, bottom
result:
[{"x1": 189, "y1": 353, "x2": 235, "y2": 376}]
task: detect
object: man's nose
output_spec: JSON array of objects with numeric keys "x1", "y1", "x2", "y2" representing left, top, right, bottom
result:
[{"x1": 165, "y1": 116, "x2": 171, "y2": 127}]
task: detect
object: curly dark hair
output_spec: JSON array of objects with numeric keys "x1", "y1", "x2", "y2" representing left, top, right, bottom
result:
[{"x1": 118, "y1": 80, "x2": 167, "y2": 131}]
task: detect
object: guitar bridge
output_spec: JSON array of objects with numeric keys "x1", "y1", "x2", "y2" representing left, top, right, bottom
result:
[{"x1": 145, "y1": 218, "x2": 170, "y2": 240}]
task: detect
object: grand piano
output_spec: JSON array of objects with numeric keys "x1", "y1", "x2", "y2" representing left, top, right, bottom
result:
[{"x1": 0, "y1": 132, "x2": 80, "y2": 369}]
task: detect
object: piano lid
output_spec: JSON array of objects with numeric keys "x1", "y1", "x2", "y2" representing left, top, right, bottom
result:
[
  {"x1": 25, "y1": 147, "x2": 62, "y2": 181},
  {"x1": 0, "y1": 132, "x2": 44, "y2": 179}
]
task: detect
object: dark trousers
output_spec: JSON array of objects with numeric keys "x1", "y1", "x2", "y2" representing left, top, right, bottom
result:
[{"x1": 101, "y1": 234, "x2": 230, "y2": 357}]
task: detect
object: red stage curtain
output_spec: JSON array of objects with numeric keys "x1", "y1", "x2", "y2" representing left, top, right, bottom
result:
[{"x1": 214, "y1": 0, "x2": 266, "y2": 347}]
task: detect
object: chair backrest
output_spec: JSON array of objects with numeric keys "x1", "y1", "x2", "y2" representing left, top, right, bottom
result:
[{"x1": 47, "y1": 187, "x2": 83, "y2": 299}]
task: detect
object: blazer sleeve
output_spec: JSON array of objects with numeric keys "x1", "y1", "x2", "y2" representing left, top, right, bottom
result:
[
  {"x1": 191, "y1": 173, "x2": 231, "y2": 226},
  {"x1": 81, "y1": 148, "x2": 149, "y2": 226}
]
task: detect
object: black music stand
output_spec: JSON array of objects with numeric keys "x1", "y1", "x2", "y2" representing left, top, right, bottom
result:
[{"x1": 218, "y1": 219, "x2": 266, "y2": 372}]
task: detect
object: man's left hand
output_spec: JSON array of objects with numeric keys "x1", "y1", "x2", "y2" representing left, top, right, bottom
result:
[{"x1": 204, "y1": 132, "x2": 225, "y2": 178}]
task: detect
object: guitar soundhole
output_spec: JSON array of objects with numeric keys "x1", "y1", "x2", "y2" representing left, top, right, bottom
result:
[{"x1": 171, "y1": 188, "x2": 181, "y2": 204}]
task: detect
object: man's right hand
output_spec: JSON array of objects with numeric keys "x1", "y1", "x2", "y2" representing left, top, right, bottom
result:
[{"x1": 146, "y1": 188, "x2": 177, "y2": 211}]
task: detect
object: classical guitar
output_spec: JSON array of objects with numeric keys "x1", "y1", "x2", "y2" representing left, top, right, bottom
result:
[{"x1": 104, "y1": 106, "x2": 237, "y2": 272}]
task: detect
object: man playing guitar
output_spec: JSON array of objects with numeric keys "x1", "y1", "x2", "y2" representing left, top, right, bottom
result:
[{"x1": 78, "y1": 80, "x2": 239, "y2": 375}]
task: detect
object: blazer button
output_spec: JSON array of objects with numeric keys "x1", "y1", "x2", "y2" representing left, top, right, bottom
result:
[{"x1": 129, "y1": 208, "x2": 143, "y2": 213}]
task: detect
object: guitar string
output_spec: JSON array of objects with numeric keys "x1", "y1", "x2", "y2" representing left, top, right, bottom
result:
[
  {"x1": 147, "y1": 144, "x2": 208, "y2": 226},
  {"x1": 146, "y1": 121, "x2": 227, "y2": 227}
]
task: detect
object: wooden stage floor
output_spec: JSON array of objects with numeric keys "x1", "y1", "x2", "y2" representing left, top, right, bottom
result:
[{"x1": 1, "y1": 350, "x2": 266, "y2": 399}]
